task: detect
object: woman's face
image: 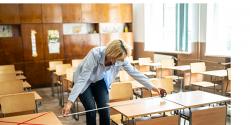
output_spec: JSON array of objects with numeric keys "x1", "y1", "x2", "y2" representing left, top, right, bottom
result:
[{"x1": 105, "y1": 56, "x2": 125, "y2": 66}]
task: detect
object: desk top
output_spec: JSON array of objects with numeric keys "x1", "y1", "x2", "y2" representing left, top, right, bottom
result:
[
  {"x1": 131, "y1": 60, "x2": 139, "y2": 64},
  {"x1": 0, "y1": 91, "x2": 42, "y2": 101},
  {"x1": 47, "y1": 67, "x2": 56, "y2": 72},
  {"x1": 165, "y1": 65, "x2": 190, "y2": 71},
  {"x1": 0, "y1": 112, "x2": 62, "y2": 125},
  {"x1": 109, "y1": 97, "x2": 183, "y2": 118},
  {"x1": 15, "y1": 70, "x2": 23, "y2": 75},
  {"x1": 143, "y1": 62, "x2": 162, "y2": 67},
  {"x1": 165, "y1": 91, "x2": 230, "y2": 108},
  {"x1": 201, "y1": 70, "x2": 227, "y2": 77},
  {"x1": 16, "y1": 75, "x2": 26, "y2": 80}
]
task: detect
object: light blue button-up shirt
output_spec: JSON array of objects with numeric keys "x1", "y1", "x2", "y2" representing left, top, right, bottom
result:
[{"x1": 68, "y1": 46, "x2": 154, "y2": 102}]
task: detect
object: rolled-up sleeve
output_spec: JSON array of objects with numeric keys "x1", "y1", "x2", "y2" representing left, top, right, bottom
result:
[
  {"x1": 122, "y1": 61, "x2": 154, "y2": 90},
  {"x1": 68, "y1": 51, "x2": 97, "y2": 102}
]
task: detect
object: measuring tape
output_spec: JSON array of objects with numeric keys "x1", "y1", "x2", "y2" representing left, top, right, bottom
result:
[{"x1": 58, "y1": 91, "x2": 167, "y2": 118}]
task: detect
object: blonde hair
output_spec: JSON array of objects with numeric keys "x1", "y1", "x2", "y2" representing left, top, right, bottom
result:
[{"x1": 105, "y1": 40, "x2": 131, "y2": 61}]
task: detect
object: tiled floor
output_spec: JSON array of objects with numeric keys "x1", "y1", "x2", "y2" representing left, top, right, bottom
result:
[{"x1": 35, "y1": 87, "x2": 231, "y2": 125}]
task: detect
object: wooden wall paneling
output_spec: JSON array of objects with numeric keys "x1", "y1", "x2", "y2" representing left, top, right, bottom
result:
[
  {"x1": 21, "y1": 24, "x2": 44, "y2": 61},
  {"x1": 63, "y1": 34, "x2": 100, "y2": 59},
  {"x1": 0, "y1": 4, "x2": 20, "y2": 24},
  {"x1": 99, "y1": 4, "x2": 132, "y2": 23},
  {"x1": 43, "y1": 23, "x2": 64, "y2": 60},
  {"x1": 24, "y1": 61, "x2": 50, "y2": 88},
  {"x1": 81, "y1": 4, "x2": 100, "y2": 23},
  {"x1": 42, "y1": 4, "x2": 62, "y2": 23},
  {"x1": 19, "y1": 4, "x2": 42, "y2": 23},
  {"x1": 133, "y1": 42, "x2": 153, "y2": 60},
  {"x1": 0, "y1": 37, "x2": 23, "y2": 64},
  {"x1": 62, "y1": 4, "x2": 82, "y2": 23},
  {"x1": 100, "y1": 32, "x2": 134, "y2": 49}
]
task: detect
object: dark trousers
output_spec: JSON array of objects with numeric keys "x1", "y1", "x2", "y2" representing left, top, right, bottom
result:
[{"x1": 78, "y1": 79, "x2": 110, "y2": 125}]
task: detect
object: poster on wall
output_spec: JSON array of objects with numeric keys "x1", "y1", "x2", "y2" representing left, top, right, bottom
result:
[
  {"x1": 48, "y1": 30, "x2": 60, "y2": 54},
  {"x1": 31, "y1": 30, "x2": 38, "y2": 57},
  {"x1": 0, "y1": 25, "x2": 13, "y2": 37}
]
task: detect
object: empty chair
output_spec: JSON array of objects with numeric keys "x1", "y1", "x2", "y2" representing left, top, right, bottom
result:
[
  {"x1": 72, "y1": 59, "x2": 82, "y2": 68},
  {"x1": 110, "y1": 82, "x2": 133, "y2": 124},
  {"x1": 55, "y1": 64, "x2": 71, "y2": 107},
  {"x1": 49, "y1": 61, "x2": 63, "y2": 71},
  {"x1": 0, "y1": 92, "x2": 36, "y2": 117},
  {"x1": 0, "y1": 80, "x2": 23, "y2": 95},
  {"x1": 190, "y1": 62, "x2": 216, "y2": 92},
  {"x1": 136, "y1": 115, "x2": 180, "y2": 125},
  {"x1": 109, "y1": 82, "x2": 133, "y2": 102},
  {"x1": 140, "y1": 77, "x2": 174, "y2": 98},
  {"x1": 224, "y1": 68, "x2": 231, "y2": 95},
  {"x1": 48, "y1": 61, "x2": 63, "y2": 97},
  {"x1": 137, "y1": 57, "x2": 156, "y2": 77},
  {"x1": 191, "y1": 106, "x2": 226, "y2": 125}
]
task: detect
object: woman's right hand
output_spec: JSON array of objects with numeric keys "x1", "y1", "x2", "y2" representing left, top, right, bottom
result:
[{"x1": 62, "y1": 101, "x2": 73, "y2": 116}]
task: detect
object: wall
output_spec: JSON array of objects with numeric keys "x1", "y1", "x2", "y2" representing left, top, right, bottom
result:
[{"x1": 0, "y1": 4, "x2": 133, "y2": 88}]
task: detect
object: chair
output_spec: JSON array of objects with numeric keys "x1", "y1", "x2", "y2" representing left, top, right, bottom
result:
[
  {"x1": 224, "y1": 68, "x2": 231, "y2": 95},
  {"x1": 55, "y1": 64, "x2": 71, "y2": 107},
  {"x1": 135, "y1": 115, "x2": 180, "y2": 125},
  {"x1": 110, "y1": 82, "x2": 133, "y2": 125},
  {"x1": 72, "y1": 59, "x2": 82, "y2": 68},
  {"x1": 0, "y1": 80, "x2": 23, "y2": 95},
  {"x1": 190, "y1": 62, "x2": 216, "y2": 92},
  {"x1": 137, "y1": 57, "x2": 156, "y2": 77},
  {"x1": 0, "y1": 92, "x2": 36, "y2": 117},
  {"x1": 140, "y1": 78, "x2": 174, "y2": 98},
  {"x1": 48, "y1": 61, "x2": 63, "y2": 97},
  {"x1": 0, "y1": 73, "x2": 17, "y2": 82},
  {"x1": 191, "y1": 106, "x2": 226, "y2": 125}
]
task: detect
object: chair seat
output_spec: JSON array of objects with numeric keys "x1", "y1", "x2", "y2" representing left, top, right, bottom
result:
[
  {"x1": 111, "y1": 114, "x2": 123, "y2": 125},
  {"x1": 191, "y1": 81, "x2": 215, "y2": 87}
]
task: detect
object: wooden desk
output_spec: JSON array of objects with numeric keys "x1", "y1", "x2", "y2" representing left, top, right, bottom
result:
[
  {"x1": 47, "y1": 67, "x2": 56, "y2": 72},
  {"x1": 201, "y1": 69, "x2": 227, "y2": 77},
  {"x1": 165, "y1": 91, "x2": 230, "y2": 108},
  {"x1": 15, "y1": 70, "x2": 23, "y2": 75},
  {"x1": 110, "y1": 97, "x2": 184, "y2": 119},
  {"x1": 0, "y1": 112, "x2": 62, "y2": 125},
  {"x1": 16, "y1": 75, "x2": 26, "y2": 80},
  {"x1": 164, "y1": 65, "x2": 190, "y2": 92}
]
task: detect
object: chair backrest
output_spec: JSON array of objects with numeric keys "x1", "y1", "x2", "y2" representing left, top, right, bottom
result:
[
  {"x1": 55, "y1": 64, "x2": 71, "y2": 76},
  {"x1": 192, "y1": 106, "x2": 226, "y2": 125},
  {"x1": 66, "y1": 67, "x2": 75, "y2": 81},
  {"x1": 49, "y1": 61, "x2": 63, "y2": 70},
  {"x1": 136, "y1": 115, "x2": 179, "y2": 125},
  {"x1": 119, "y1": 70, "x2": 134, "y2": 82},
  {"x1": 0, "y1": 65, "x2": 16, "y2": 74},
  {"x1": 0, "y1": 80, "x2": 24, "y2": 95},
  {"x1": 150, "y1": 78, "x2": 174, "y2": 94},
  {"x1": 0, "y1": 92, "x2": 36, "y2": 116},
  {"x1": 109, "y1": 82, "x2": 133, "y2": 102},
  {"x1": 72, "y1": 59, "x2": 82, "y2": 68},
  {"x1": 0, "y1": 73, "x2": 17, "y2": 82},
  {"x1": 138, "y1": 57, "x2": 151, "y2": 65},
  {"x1": 227, "y1": 68, "x2": 231, "y2": 80},
  {"x1": 190, "y1": 62, "x2": 206, "y2": 73}
]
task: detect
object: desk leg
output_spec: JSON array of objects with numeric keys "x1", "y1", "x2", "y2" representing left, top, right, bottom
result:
[{"x1": 35, "y1": 100, "x2": 38, "y2": 113}]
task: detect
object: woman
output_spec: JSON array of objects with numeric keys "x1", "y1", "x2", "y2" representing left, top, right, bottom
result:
[{"x1": 62, "y1": 40, "x2": 160, "y2": 125}]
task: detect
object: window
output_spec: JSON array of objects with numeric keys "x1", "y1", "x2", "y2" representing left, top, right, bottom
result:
[
  {"x1": 145, "y1": 3, "x2": 192, "y2": 53},
  {"x1": 205, "y1": 3, "x2": 231, "y2": 57}
]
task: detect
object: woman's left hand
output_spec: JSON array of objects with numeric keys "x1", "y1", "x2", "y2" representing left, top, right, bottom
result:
[{"x1": 151, "y1": 87, "x2": 160, "y2": 95}]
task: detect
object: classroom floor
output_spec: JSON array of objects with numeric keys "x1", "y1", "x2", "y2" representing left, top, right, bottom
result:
[{"x1": 35, "y1": 87, "x2": 231, "y2": 125}]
